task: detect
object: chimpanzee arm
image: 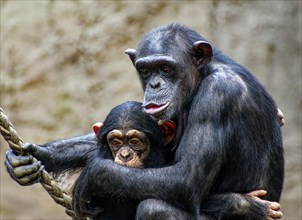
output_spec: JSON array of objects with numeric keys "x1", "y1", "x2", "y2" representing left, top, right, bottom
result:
[
  {"x1": 73, "y1": 123, "x2": 223, "y2": 215},
  {"x1": 23, "y1": 132, "x2": 97, "y2": 172},
  {"x1": 5, "y1": 132, "x2": 97, "y2": 186},
  {"x1": 72, "y1": 74, "x2": 240, "y2": 216}
]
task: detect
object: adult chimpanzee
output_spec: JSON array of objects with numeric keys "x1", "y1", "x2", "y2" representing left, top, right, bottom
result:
[
  {"x1": 70, "y1": 24, "x2": 284, "y2": 220},
  {"x1": 79, "y1": 102, "x2": 281, "y2": 220},
  {"x1": 5, "y1": 101, "x2": 282, "y2": 219}
]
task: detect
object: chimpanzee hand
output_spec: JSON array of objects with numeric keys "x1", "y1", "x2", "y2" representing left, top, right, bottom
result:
[
  {"x1": 72, "y1": 167, "x2": 91, "y2": 217},
  {"x1": 5, "y1": 149, "x2": 44, "y2": 185},
  {"x1": 5, "y1": 143, "x2": 54, "y2": 185},
  {"x1": 72, "y1": 164, "x2": 104, "y2": 218},
  {"x1": 22, "y1": 143, "x2": 54, "y2": 168},
  {"x1": 247, "y1": 190, "x2": 283, "y2": 220},
  {"x1": 72, "y1": 159, "x2": 123, "y2": 218}
]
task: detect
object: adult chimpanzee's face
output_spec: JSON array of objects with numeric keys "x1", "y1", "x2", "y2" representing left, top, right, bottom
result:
[
  {"x1": 126, "y1": 48, "x2": 197, "y2": 120},
  {"x1": 135, "y1": 54, "x2": 185, "y2": 120},
  {"x1": 125, "y1": 30, "x2": 212, "y2": 120}
]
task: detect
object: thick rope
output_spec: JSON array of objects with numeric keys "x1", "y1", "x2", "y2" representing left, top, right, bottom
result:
[{"x1": 0, "y1": 107, "x2": 86, "y2": 220}]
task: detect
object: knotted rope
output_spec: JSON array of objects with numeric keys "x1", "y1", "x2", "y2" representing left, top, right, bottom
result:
[{"x1": 0, "y1": 107, "x2": 86, "y2": 220}]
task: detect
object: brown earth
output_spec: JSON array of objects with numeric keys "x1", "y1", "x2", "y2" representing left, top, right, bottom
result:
[{"x1": 0, "y1": 1, "x2": 301, "y2": 219}]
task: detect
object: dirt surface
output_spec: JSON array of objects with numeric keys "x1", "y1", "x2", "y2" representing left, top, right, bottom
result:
[{"x1": 0, "y1": 1, "x2": 301, "y2": 219}]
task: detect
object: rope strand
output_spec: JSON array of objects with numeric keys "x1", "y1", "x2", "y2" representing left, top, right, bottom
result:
[{"x1": 0, "y1": 107, "x2": 86, "y2": 220}]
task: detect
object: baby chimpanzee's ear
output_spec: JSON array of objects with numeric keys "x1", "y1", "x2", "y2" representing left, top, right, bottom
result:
[
  {"x1": 92, "y1": 122, "x2": 103, "y2": 139},
  {"x1": 158, "y1": 120, "x2": 176, "y2": 145}
]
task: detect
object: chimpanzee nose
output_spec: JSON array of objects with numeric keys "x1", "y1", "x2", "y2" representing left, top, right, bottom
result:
[
  {"x1": 119, "y1": 149, "x2": 133, "y2": 162},
  {"x1": 150, "y1": 81, "x2": 160, "y2": 89},
  {"x1": 149, "y1": 75, "x2": 162, "y2": 89}
]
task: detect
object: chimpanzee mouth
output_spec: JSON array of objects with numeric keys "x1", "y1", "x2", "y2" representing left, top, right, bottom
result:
[{"x1": 143, "y1": 102, "x2": 170, "y2": 115}]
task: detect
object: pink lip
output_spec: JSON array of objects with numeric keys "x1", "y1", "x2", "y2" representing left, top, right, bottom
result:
[{"x1": 143, "y1": 102, "x2": 170, "y2": 115}]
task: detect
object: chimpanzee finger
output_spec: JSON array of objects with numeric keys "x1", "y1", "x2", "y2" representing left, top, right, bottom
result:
[
  {"x1": 65, "y1": 209, "x2": 76, "y2": 219},
  {"x1": 247, "y1": 189, "x2": 267, "y2": 197},
  {"x1": 277, "y1": 108, "x2": 285, "y2": 126},
  {"x1": 17, "y1": 165, "x2": 44, "y2": 186},
  {"x1": 5, "y1": 150, "x2": 33, "y2": 167},
  {"x1": 80, "y1": 202, "x2": 104, "y2": 218},
  {"x1": 269, "y1": 209, "x2": 283, "y2": 219},
  {"x1": 72, "y1": 189, "x2": 92, "y2": 218},
  {"x1": 9, "y1": 160, "x2": 42, "y2": 178},
  {"x1": 73, "y1": 201, "x2": 85, "y2": 218},
  {"x1": 23, "y1": 143, "x2": 50, "y2": 158},
  {"x1": 5, "y1": 159, "x2": 20, "y2": 181},
  {"x1": 5, "y1": 159, "x2": 43, "y2": 185},
  {"x1": 269, "y1": 201, "x2": 281, "y2": 211}
]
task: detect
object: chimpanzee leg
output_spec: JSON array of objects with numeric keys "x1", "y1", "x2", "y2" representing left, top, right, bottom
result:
[
  {"x1": 135, "y1": 193, "x2": 281, "y2": 220},
  {"x1": 202, "y1": 191, "x2": 282, "y2": 220},
  {"x1": 136, "y1": 198, "x2": 208, "y2": 220},
  {"x1": 136, "y1": 199, "x2": 192, "y2": 220}
]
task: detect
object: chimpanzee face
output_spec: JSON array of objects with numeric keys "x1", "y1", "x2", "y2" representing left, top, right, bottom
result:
[
  {"x1": 93, "y1": 101, "x2": 176, "y2": 168},
  {"x1": 107, "y1": 129, "x2": 150, "y2": 168},
  {"x1": 135, "y1": 55, "x2": 183, "y2": 120},
  {"x1": 126, "y1": 30, "x2": 212, "y2": 120}
]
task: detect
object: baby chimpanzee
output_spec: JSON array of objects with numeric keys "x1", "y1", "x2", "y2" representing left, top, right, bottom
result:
[{"x1": 77, "y1": 101, "x2": 176, "y2": 219}]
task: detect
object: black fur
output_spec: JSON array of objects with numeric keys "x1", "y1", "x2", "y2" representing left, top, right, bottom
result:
[
  {"x1": 72, "y1": 24, "x2": 283, "y2": 220},
  {"x1": 96, "y1": 101, "x2": 170, "y2": 167},
  {"x1": 75, "y1": 101, "x2": 172, "y2": 220}
]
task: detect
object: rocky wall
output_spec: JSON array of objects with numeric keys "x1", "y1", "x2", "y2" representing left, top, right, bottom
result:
[{"x1": 0, "y1": 1, "x2": 301, "y2": 219}]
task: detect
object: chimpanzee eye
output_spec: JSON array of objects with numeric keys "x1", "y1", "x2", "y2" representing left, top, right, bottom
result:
[
  {"x1": 161, "y1": 65, "x2": 171, "y2": 74},
  {"x1": 138, "y1": 67, "x2": 151, "y2": 78},
  {"x1": 129, "y1": 138, "x2": 139, "y2": 145},
  {"x1": 110, "y1": 138, "x2": 123, "y2": 150},
  {"x1": 129, "y1": 138, "x2": 142, "y2": 150}
]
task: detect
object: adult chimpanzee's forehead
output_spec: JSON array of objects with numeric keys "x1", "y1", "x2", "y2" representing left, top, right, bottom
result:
[
  {"x1": 137, "y1": 29, "x2": 185, "y2": 57},
  {"x1": 135, "y1": 55, "x2": 177, "y2": 67},
  {"x1": 137, "y1": 41, "x2": 178, "y2": 57}
]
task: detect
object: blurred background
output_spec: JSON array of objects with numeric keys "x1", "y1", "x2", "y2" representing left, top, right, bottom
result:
[{"x1": 0, "y1": 1, "x2": 301, "y2": 219}]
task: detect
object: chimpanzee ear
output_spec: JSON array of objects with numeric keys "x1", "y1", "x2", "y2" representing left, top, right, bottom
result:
[
  {"x1": 158, "y1": 120, "x2": 176, "y2": 145},
  {"x1": 92, "y1": 122, "x2": 103, "y2": 139},
  {"x1": 125, "y1": 49, "x2": 137, "y2": 65},
  {"x1": 192, "y1": 41, "x2": 213, "y2": 68}
]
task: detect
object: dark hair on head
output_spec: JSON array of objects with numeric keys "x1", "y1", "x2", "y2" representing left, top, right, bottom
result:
[
  {"x1": 97, "y1": 101, "x2": 165, "y2": 147},
  {"x1": 137, "y1": 23, "x2": 209, "y2": 65}
]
